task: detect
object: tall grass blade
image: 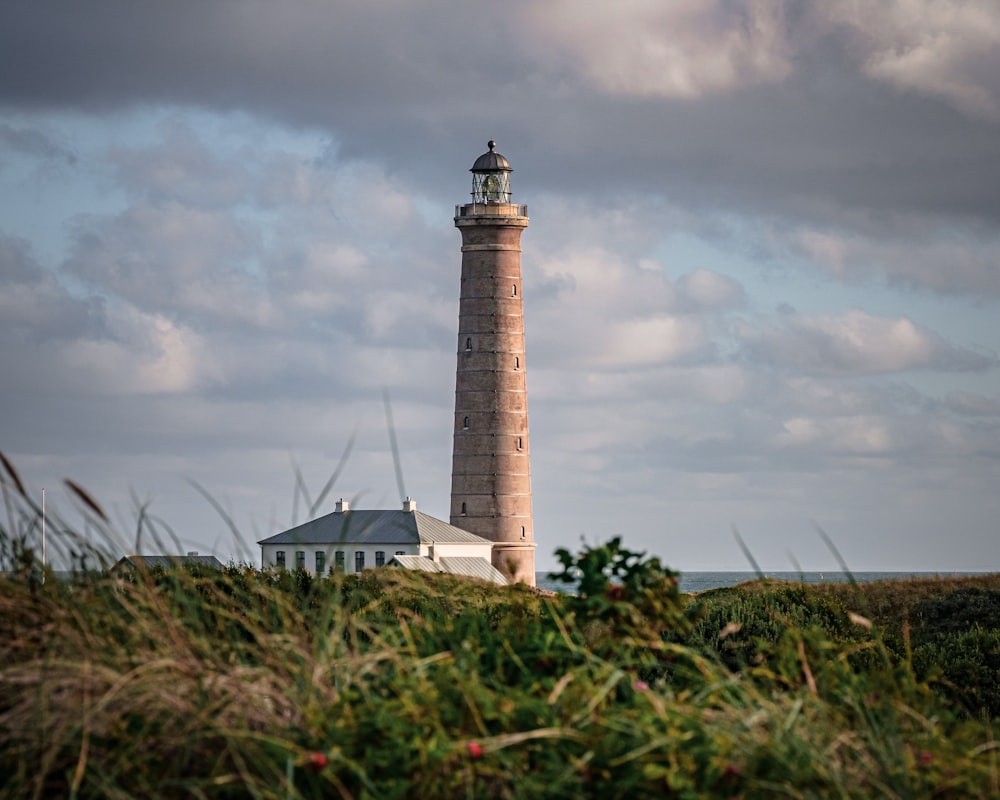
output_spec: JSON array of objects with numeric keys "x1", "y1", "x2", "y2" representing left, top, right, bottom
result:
[
  {"x1": 309, "y1": 429, "x2": 357, "y2": 517},
  {"x1": 382, "y1": 388, "x2": 407, "y2": 502},
  {"x1": 732, "y1": 525, "x2": 764, "y2": 578},
  {"x1": 0, "y1": 450, "x2": 26, "y2": 496},
  {"x1": 65, "y1": 479, "x2": 109, "y2": 522}
]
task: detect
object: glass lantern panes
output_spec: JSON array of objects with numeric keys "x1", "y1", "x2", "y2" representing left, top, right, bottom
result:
[{"x1": 472, "y1": 171, "x2": 511, "y2": 204}]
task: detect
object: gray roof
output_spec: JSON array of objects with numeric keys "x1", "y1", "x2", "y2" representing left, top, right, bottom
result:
[
  {"x1": 114, "y1": 555, "x2": 225, "y2": 570},
  {"x1": 257, "y1": 509, "x2": 491, "y2": 547},
  {"x1": 471, "y1": 140, "x2": 511, "y2": 173},
  {"x1": 390, "y1": 555, "x2": 509, "y2": 585}
]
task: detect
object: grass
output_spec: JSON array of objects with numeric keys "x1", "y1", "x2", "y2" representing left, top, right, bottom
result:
[{"x1": 2, "y1": 464, "x2": 999, "y2": 798}]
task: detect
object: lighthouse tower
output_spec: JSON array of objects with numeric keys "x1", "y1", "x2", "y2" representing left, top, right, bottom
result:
[{"x1": 450, "y1": 141, "x2": 535, "y2": 586}]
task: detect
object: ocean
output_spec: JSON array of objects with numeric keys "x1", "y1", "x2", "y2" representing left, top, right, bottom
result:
[{"x1": 535, "y1": 571, "x2": 992, "y2": 594}]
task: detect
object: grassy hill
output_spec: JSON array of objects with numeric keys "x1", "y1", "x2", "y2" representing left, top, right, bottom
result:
[{"x1": 1, "y1": 530, "x2": 998, "y2": 798}]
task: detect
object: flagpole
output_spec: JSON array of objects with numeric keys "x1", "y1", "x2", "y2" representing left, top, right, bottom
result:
[{"x1": 41, "y1": 488, "x2": 46, "y2": 583}]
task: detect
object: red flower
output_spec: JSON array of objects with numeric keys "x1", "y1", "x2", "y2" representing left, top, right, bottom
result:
[
  {"x1": 305, "y1": 752, "x2": 329, "y2": 772},
  {"x1": 605, "y1": 585, "x2": 625, "y2": 601},
  {"x1": 466, "y1": 741, "x2": 484, "y2": 759},
  {"x1": 919, "y1": 752, "x2": 933, "y2": 766}
]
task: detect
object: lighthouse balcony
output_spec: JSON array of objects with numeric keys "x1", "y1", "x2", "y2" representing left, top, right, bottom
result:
[{"x1": 455, "y1": 203, "x2": 528, "y2": 218}]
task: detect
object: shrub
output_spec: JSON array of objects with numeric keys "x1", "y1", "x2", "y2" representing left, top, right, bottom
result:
[{"x1": 674, "y1": 582, "x2": 872, "y2": 672}]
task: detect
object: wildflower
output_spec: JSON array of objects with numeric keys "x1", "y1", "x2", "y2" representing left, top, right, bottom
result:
[
  {"x1": 467, "y1": 741, "x2": 484, "y2": 759},
  {"x1": 633, "y1": 679, "x2": 649, "y2": 692},
  {"x1": 919, "y1": 752, "x2": 933, "y2": 766},
  {"x1": 605, "y1": 585, "x2": 625, "y2": 601},
  {"x1": 305, "y1": 752, "x2": 328, "y2": 772}
]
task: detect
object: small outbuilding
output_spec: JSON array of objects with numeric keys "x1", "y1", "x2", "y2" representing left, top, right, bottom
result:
[{"x1": 111, "y1": 553, "x2": 225, "y2": 574}]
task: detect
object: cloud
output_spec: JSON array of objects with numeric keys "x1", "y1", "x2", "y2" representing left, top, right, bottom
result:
[
  {"x1": 65, "y1": 201, "x2": 271, "y2": 327},
  {"x1": 0, "y1": 123, "x2": 76, "y2": 166},
  {"x1": 524, "y1": 0, "x2": 793, "y2": 98},
  {"x1": 794, "y1": 225, "x2": 1000, "y2": 295},
  {"x1": 529, "y1": 247, "x2": 733, "y2": 369},
  {"x1": 944, "y1": 391, "x2": 1000, "y2": 417},
  {"x1": 0, "y1": 236, "x2": 105, "y2": 343},
  {"x1": 55, "y1": 308, "x2": 210, "y2": 395},
  {"x1": 3, "y1": 0, "x2": 999, "y2": 236},
  {"x1": 736, "y1": 309, "x2": 995, "y2": 375},
  {"x1": 823, "y1": 0, "x2": 1000, "y2": 122},
  {"x1": 676, "y1": 269, "x2": 745, "y2": 311},
  {"x1": 107, "y1": 121, "x2": 253, "y2": 208}
]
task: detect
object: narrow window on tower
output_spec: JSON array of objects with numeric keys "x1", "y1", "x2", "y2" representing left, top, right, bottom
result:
[
  {"x1": 517, "y1": 436, "x2": 523, "y2": 450},
  {"x1": 463, "y1": 415, "x2": 470, "y2": 429},
  {"x1": 521, "y1": 526, "x2": 526, "y2": 539},
  {"x1": 465, "y1": 337, "x2": 472, "y2": 351},
  {"x1": 461, "y1": 502, "x2": 467, "y2": 516},
  {"x1": 512, "y1": 284, "x2": 517, "y2": 297},
  {"x1": 514, "y1": 356, "x2": 520, "y2": 370}
]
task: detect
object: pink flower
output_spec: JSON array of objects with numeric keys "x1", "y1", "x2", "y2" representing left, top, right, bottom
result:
[
  {"x1": 633, "y1": 680, "x2": 649, "y2": 692},
  {"x1": 305, "y1": 752, "x2": 328, "y2": 772},
  {"x1": 466, "y1": 741, "x2": 484, "y2": 759}
]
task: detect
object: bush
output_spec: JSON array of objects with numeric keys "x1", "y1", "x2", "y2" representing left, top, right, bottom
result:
[{"x1": 675, "y1": 582, "x2": 872, "y2": 672}]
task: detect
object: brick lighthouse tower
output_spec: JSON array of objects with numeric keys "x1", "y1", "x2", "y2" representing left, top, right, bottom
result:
[{"x1": 450, "y1": 141, "x2": 535, "y2": 586}]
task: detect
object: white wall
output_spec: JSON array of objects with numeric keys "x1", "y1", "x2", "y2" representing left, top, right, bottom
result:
[
  {"x1": 419, "y1": 542, "x2": 494, "y2": 561},
  {"x1": 261, "y1": 543, "x2": 420, "y2": 575}
]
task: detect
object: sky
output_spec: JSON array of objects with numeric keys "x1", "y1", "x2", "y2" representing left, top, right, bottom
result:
[{"x1": 1, "y1": 0, "x2": 999, "y2": 573}]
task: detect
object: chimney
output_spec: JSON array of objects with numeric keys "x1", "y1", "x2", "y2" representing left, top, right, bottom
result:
[
  {"x1": 336, "y1": 498, "x2": 349, "y2": 513},
  {"x1": 187, "y1": 551, "x2": 199, "y2": 557},
  {"x1": 403, "y1": 497, "x2": 416, "y2": 512}
]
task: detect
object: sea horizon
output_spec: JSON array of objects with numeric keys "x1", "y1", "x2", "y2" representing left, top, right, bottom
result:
[{"x1": 535, "y1": 570, "x2": 996, "y2": 594}]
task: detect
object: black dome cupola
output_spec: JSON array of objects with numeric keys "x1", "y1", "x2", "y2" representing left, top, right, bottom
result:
[{"x1": 470, "y1": 140, "x2": 512, "y2": 204}]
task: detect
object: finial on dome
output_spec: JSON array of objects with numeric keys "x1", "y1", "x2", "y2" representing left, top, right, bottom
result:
[{"x1": 488, "y1": 140, "x2": 496, "y2": 151}]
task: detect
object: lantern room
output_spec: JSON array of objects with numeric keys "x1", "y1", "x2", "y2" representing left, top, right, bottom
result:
[{"x1": 470, "y1": 140, "x2": 512, "y2": 204}]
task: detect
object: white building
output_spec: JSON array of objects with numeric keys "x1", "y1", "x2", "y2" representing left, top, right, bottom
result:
[{"x1": 257, "y1": 498, "x2": 508, "y2": 585}]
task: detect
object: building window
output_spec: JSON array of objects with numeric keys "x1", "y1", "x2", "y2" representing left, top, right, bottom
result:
[
  {"x1": 463, "y1": 415, "x2": 470, "y2": 429},
  {"x1": 395, "y1": 550, "x2": 406, "y2": 556},
  {"x1": 465, "y1": 337, "x2": 472, "y2": 351},
  {"x1": 275, "y1": 551, "x2": 286, "y2": 568},
  {"x1": 375, "y1": 551, "x2": 385, "y2": 567},
  {"x1": 355, "y1": 551, "x2": 365, "y2": 572},
  {"x1": 514, "y1": 356, "x2": 519, "y2": 370},
  {"x1": 461, "y1": 502, "x2": 467, "y2": 515},
  {"x1": 295, "y1": 551, "x2": 305, "y2": 570},
  {"x1": 315, "y1": 551, "x2": 326, "y2": 575},
  {"x1": 517, "y1": 436, "x2": 523, "y2": 450},
  {"x1": 521, "y1": 526, "x2": 526, "y2": 539},
  {"x1": 512, "y1": 284, "x2": 517, "y2": 297},
  {"x1": 335, "y1": 551, "x2": 345, "y2": 571}
]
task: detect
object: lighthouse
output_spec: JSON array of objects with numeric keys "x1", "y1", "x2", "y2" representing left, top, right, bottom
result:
[{"x1": 450, "y1": 141, "x2": 536, "y2": 586}]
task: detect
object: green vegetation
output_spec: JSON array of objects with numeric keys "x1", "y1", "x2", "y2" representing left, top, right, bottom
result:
[{"x1": 2, "y1": 470, "x2": 999, "y2": 797}]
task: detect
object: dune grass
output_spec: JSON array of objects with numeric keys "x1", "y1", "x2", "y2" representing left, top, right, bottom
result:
[{"x1": 2, "y1": 464, "x2": 999, "y2": 798}]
